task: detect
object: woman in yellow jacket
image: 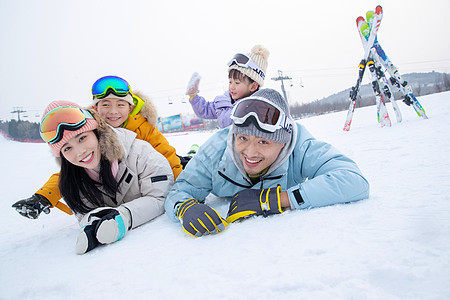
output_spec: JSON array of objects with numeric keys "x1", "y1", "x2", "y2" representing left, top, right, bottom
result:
[{"x1": 12, "y1": 75, "x2": 185, "y2": 218}]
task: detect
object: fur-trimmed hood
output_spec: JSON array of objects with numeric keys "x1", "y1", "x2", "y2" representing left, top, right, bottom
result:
[
  {"x1": 131, "y1": 91, "x2": 158, "y2": 126},
  {"x1": 90, "y1": 109, "x2": 125, "y2": 162}
]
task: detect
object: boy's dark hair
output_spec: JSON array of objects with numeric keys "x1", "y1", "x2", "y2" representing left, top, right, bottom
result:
[
  {"x1": 58, "y1": 129, "x2": 118, "y2": 214},
  {"x1": 228, "y1": 69, "x2": 258, "y2": 87}
]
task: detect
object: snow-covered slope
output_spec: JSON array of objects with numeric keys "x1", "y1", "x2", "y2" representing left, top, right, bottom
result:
[{"x1": 1, "y1": 92, "x2": 449, "y2": 299}]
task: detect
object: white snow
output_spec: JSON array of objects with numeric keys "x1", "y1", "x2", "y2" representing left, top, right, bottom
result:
[{"x1": 1, "y1": 92, "x2": 449, "y2": 299}]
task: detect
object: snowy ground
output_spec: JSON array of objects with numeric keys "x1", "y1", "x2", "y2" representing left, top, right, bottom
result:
[{"x1": 1, "y1": 92, "x2": 449, "y2": 299}]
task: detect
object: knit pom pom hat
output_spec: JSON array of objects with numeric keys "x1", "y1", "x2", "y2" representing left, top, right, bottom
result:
[
  {"x1": 228, "y1": 44, "x2": 270, "y2": 87},
  {"x1": 41, "y1": 100, "x2": 98, "y2": 157}
]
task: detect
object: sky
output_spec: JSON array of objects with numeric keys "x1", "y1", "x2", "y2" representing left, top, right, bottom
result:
[
  {"x1": 1, "y1": 92, "x2": 449, "y2": 299},
  {"x1": 1, "y1": 0, "x2": 449, "y2": 122}
]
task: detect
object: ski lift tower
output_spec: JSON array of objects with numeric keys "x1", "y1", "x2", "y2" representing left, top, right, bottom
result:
[
  {"x1": 271, "y1": 70, "x2": 292, "y2": 102},
  {"x1": 11, "y1": 107, "x2": 26, "y2": 121}
]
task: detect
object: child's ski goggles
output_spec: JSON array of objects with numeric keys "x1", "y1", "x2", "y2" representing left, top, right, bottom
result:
[
  {"x1": 227, "y1": 53, "x2": 265, "y2": 80},
  {"x1": 91, "y1": 75, "x2": 131, "y2": 98},
  {"x1": 40, "y1": 106, "x2": 94, "y2": 144},
  {"x1": 231, "y1": 97, "x2": 293, "y2": 134}
]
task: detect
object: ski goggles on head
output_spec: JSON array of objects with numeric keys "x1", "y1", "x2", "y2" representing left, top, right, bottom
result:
[
  {"x1": 227, "y1": 53, "x2": 265, "y2": 80},
  {"x1": 91, "y1": 75, "x2": 131, "y2": 98},
  {"x1": 231, "y1": 97, "x2": 294, "y2": 133},
  {"x1": 40, "y1": 106, "x2": 94, "y2": 144}
]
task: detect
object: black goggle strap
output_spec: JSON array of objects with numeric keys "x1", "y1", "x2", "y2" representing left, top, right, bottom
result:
[{"x1": 47, "y1": 119, "x2": 87, "y2": 144}]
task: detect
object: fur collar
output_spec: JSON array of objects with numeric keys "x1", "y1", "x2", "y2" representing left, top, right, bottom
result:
[
  {"x1": 90, "y1": 109, "x2": 124, "y2": 162},
  {"x1": 132, "y1": 91, "x2": 158, "y2": 126}
]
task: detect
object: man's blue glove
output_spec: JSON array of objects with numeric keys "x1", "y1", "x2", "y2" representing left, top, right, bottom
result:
[
  {"x1": 226, "y1": 186, "x2": 285, "y2": 223},
  {"x1": 76, "y1": 206, "x2": 131, "y2": 255},
  {"x1": 176, "y1": 199, "x2": 228, "y2": 237},
  {"x1": 12, "y1": 194, "x2": 52, "y2": 219}
]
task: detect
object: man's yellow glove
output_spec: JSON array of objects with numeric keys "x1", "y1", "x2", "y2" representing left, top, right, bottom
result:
[
  {"x1": 177, "y1": 199, "x2": 228, "y2": 237},
  {"x1": 226, "y1": 186, "x2": 285, "y2": 223}
]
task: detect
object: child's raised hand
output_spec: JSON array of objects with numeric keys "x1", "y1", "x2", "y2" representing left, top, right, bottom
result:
[{"x1": 186, "y1": 72, "x2": 201, "y2": 96}]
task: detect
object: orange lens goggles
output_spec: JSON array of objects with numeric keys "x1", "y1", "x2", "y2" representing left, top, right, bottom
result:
[{"x1": 40, "y1": 106, "x2": 94, "y2": 144}]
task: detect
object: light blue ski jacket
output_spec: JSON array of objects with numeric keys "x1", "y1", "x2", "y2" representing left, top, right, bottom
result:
[{"x1": 165, "y1": 123, "x2": 369, "y2": 221}]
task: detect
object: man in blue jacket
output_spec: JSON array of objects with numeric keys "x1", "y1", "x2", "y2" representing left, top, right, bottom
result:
[{"x1": 165, "y1": 88, "x2": 370, "y2": 237}]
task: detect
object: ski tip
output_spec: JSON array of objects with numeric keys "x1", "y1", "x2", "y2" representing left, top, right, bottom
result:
[
  {"x1": 343, "y1": 121, "x2": 352, "y2": 131},
  {"x1": 356, "y1": 16, "x2": 365, "y2": 24},
  {"x1": 375, "y1": 5, "x2": 383, "y2": 14},
  {"x1": 360, "y1": 22, "x2": 370, "y2": 39}
]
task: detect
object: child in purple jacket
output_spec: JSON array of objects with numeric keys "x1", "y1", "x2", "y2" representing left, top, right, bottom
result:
[{"x1": 186, "y1": 45, "x2": 269, "y2": 128}]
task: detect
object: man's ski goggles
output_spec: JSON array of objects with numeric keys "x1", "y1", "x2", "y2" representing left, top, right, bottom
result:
[
  {"x1": 231, "y1": 97, "x2": 293, "y2": 133},
  {"x1": 227, "y1": 53, "x2": 265, "y2": 80},
  {"x1": 91, "y1": 75, "x2": 131, "y2": 98},
  {"x1": 40, "y1": 106, "x2": 94, "y2": 144}
]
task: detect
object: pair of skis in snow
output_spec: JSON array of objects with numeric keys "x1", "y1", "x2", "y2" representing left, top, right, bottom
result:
[{"x1": 343, "y1": 5, "x2": 428, "y2": 131}]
